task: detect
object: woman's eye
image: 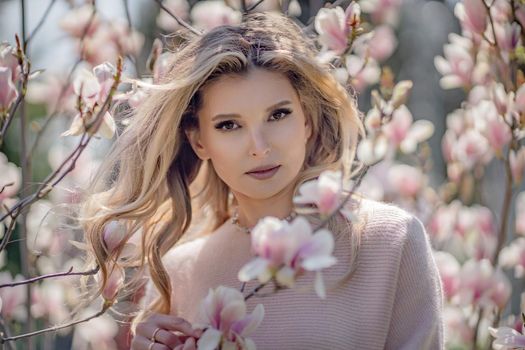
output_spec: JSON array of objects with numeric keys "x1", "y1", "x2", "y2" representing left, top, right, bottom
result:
[
  {"x1": 214, "y1": 120, "x2": 239, "y2": 131},
  {"x1": 269, "y1": 108, "x2": 292, "y2": 121}
]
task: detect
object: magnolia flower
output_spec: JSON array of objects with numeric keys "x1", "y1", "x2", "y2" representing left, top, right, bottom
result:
[
  {"x1": 434, "y1": 33, "x2": 474, "y2": 89},
  {"x1": 366, "y1": 25, "x2": 397, "y2": 62},
  {"x1": 359, "y1": 0, "x2": 403, "y2": 26},
  {"x1": 102, "y1": 220, "x2": 138, "y2": 259},
  {"x1": 382, "y1": 105, "x2": 434, "y2": 154},
  {"x1": 190, "y1": 1, "x2": 242, "y2": 32},
  {"x1": 488, "y1": 326, "x2": 525, "y2": 350},
  {"x1": 293, "y1": 170, "x2": 355, "y2": 221},
  {"x1": 443, "y1": 306, "x2": 474, "y2": 348},
  {"x1": 517, "y1": 192, "x2": 525, "y2": 236},
  {"x1": 196, "y1": 286, "x2": 264, "y2": 350},
  {"x1": 0, "y1": 152, "x2": 21, "y2": 200},
  {"x1": 388, "y1": 164, "x2": 424, "y2": 198},
  {"x1": 357, "y1": 134, "x2": 388, "y2": 165},
  {"x1": 59, "y1": 4, "x2": 99, "y2": 37},
  {"x1": 61, "y1": 110, "x2": 116, "y2": 139},
  {"x1": 499, "y1": 237, "x2": 525, "y2": 278},
  {"x1": 345, "y1": 54, "x2": 381, "y2": 91},
  {"x1": 73, "y1": 62, "x2": 116, "y2": 108},
  {"x1": 96, "y1": 265, "x2": 125, "y2": 302},
  {"x1": 495, "y1": 22, "x2": 521, "y2": 53},
  {"x1": 0, "y1": 43, "x2": 19, "y2": 83},
  {"x1": 453, "y1": 129, "x2": 491, "y2": 170},
  {"x1": 454, "y1": 259, "x2": 511, "y2": 311},
  {"x1": 0, "y1": 272, "x2": 27, "y2": 321},
  {"x1": 238, "y1": 216, "x2": 337, "y2": 299},
  {"x1": 454, "y1": 0, "x2": 487, "y2": 35},
  {"x1": 433, "y1": 251, "x2": 461, "y2": 300},
  {"x1": 0, "y1": 67, "x2": 18, "y2": 114},
  {"x1": 26, "y1": 73, "x2": 76, "y2": 114},
  {"x1": 314, "y1": 4, "x2": 361, "y2": 55}
]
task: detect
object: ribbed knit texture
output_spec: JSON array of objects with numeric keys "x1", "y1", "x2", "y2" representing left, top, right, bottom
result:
[{"x1": 147, "y1": 199, "x2": 445, "y2": 349}]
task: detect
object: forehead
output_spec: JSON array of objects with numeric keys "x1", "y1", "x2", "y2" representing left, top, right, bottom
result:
[{"x1": 199, "y1": 68, "x2": 299, "y2": 116}]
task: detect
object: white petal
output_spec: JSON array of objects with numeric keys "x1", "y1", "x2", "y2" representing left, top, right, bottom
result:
[
  {"x1": 98, "y1": 111, "x2": 116, "y2": 139},
  {"x1": 240, "y1": 304, "x2": 265, "y2": 336},
  {"x1": 238, "y1": 258, "x2": 269, "y2": 282},
  {"x1": 302, "y1": 255, "x2": 337, "y2": 270},
  {"x1": 196, "y1": 328, "x2": 222, "y2": 350}
]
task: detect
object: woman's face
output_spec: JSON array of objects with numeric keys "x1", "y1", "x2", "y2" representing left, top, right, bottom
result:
[{"x1": 186, "y1": 68, "x2": 312, "y2": 200}]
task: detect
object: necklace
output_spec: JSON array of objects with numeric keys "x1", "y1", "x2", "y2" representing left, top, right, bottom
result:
[{"x1": 231, "y1": 209, "x2": 298, "y2": 234}]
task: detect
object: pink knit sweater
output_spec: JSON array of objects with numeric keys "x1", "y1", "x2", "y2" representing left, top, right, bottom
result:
[{"x1": 146, "y1": 199, "x2": 445, "y2": 349}]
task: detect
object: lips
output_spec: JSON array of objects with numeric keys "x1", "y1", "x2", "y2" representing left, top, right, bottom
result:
[{"x1": 246, "y1": 164, "x2": 280, "y2": 173}]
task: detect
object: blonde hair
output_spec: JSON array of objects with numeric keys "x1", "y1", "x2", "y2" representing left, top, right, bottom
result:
[{"x1": 79, "y1": 12, "x2": 365, "y2": 327}]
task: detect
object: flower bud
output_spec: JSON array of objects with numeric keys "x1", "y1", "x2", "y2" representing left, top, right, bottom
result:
[{"x1": 0, "y1": 67, "x2": 18, "y2": 115}]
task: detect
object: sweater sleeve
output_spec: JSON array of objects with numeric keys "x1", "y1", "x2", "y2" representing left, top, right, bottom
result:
[{"x1": 385, "y1": 215, "x2": 445, "y2": 350}]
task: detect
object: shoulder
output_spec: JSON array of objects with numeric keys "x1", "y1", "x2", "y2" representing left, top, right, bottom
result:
[{"x1": 353, "y1": 198, "x2": 430, "y2": 256}]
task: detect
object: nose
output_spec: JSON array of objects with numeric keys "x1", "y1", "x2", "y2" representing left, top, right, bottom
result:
[{"x1": 248, "y1": 127, "x2": 271, "y2": 157}]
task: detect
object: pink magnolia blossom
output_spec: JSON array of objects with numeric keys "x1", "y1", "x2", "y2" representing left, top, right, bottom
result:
[
  {"x1": 359, "y1": 0, "x2": 403, "y2": 26},
  {"x1": 454, "y1": 0, "x2": 487, "y2": 35},
  {"x1": 472, "y1": 99, "x2": 511, "y2": 155},
  {"x1": 156, "y1": 0, "x2": 190, "y2": 31},
  {"x1": 382, "y1": 105, "x2": 434, "y2": 154},
  {"x1": 195, "y1": 286, "x2": 264, "y2": 350},
  {"x1": 443, "y1": 306, "x2": 474, "y2": 348},
  {"x1": 238, "y1": 216, "x2": 337, "y2": 299},
  {"x1": 95, "y1": 265, "x2": 125, "y2": 302},
  {"x1": 345, "y1": 54, "x2": 381, "y2": 91},
  {"x1": 388, "y1": 164, "x2": 424, "y2": 198},
  {"x1": 366, "y1": 25, "x2": 397, "y2": 62},
  {"x1": 515, "y1": 83, "x2": 525, "y2": 113},
  {"x1": 72, "y1": 309, "x2": 119, "y2": 349},
  {"x1": 495, "y1": 22, "x2": 521, "y2": 52},
  {"x1": 454, "y1": 259, "x2": 511, "y2": 311},
  {"x1": 0, "y1": 152, "x2": 21, "y2": 201},
  {"x1": 499, "y1": 237, "x2": 525, "y2": 278},
  {"x1": 293, "y1": 170, "x2": 355, "y2": 220},
  {"x1": 516, "y1": 192, "x2": 525, "y2": 236},
  {"x1": 31, "y1": 282, "x2": 69, "y2": 324},
  {"x1": 314, "y1": 4, "x2": 361, "y2": 55},
  {"x1": 434, "y1": 33, "x2": 474, "y2": 89},
  {"x1": 102, "y1": 220, "x2": 138, "y2": 259},
  {"x1": 357, "y1": 134, "x2": 388, "y2": 165},
  {"x1": 488, "y1": 326, "x2": 525, "y2": 350},
  {"x1": 0, "y1": 272, "x2": 27, "y2": 321},
  {"x1": 190, "y1": 1, "x2": 242, "y2": 32},
  {"x1": 73, "y1": 62, "x2": 115, "y2": 108},
  {"x1": 61, "y1": 110, "x2": 116, "y2": 139},
  {"x1": 433, "y1": 251, "x2": 461, "y2": 300},
  {"x1": 59, "y1": 4, "x2": 99, "y2": 38},
  {"x1": 453, "y1": 129, "x2": 491, "y2": 170},
  {"x1": 0, "y1": 67, "x2": 18, "y2": 114},
  {"x1": 0, "y1": 43, "x2": 19, "y2": 83}
]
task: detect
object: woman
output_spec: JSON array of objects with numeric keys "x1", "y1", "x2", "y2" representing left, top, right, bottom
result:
[{"x1": 81, "y1": 12, "x2": 444, "y2": 350}]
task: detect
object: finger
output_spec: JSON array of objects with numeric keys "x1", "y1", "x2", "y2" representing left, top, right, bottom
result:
[
  {"x1": 130, "y1": 335, "x2": 171, "y2": 350},
  {"x1": 147, "y1": 314, "x2": 199, "y2": 337},
  {"x1": 139, "y1": 323, "x2": 183, "y2": 348},
  {"x1": 183, "y1": 337, "x2": 196, "y2": 350}
]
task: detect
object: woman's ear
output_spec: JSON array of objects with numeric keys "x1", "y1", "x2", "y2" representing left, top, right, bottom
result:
[{"x1": 184, "y1": 129, "x2": 210, "y2": 160}]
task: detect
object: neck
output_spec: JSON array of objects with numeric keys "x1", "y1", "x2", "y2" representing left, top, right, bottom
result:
[{"x1": 232, "y1": 185, "x2": 296, "y2": 229}]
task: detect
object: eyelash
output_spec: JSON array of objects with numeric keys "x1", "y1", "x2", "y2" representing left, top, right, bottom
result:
[{"x1": 214, "y1": 108, "x2": 292, "y2": 131}]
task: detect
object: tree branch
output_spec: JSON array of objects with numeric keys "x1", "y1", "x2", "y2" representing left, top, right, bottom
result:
[{"x1": 0, "y1": 266, "x2": 99, "y2": 289}]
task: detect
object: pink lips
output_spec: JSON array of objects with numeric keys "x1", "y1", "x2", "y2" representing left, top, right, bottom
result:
[{"x1": 246, "y1": 165, "x2": 281, "y2": 180}]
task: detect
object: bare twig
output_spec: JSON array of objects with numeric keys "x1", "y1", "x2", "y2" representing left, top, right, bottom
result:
[
  {"x1": 153, "y1": 0, "x2": 202, "y2": 36},
  {"x1": 493, "y1": 150, "x2": 513, "y2": 264},
  {"x1": 0, "y1": 303, "x2": 111, "y2": 344},
  {"x1": 24, "y1": 0, "x2": 58, "y2": 48},
  {"x1": 0, "y1": 266, "x2": 99, "y2": 289},
  {"x1": 246, "y1": 0, "x2": 265, "y2": 12}
]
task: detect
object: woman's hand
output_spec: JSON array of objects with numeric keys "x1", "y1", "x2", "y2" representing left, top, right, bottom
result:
[{"x1": 131, "y1": 313, "x2": 203, "y2": 350}]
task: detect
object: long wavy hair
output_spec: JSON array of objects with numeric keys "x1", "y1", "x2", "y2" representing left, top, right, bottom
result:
[{"x1": 79, "y1": 12, "x2": 365, "y2": 326}]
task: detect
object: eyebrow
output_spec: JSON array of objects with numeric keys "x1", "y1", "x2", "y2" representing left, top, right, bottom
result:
[{"x1": 211, "y1": 100, "x2": 292, "y2": 122}]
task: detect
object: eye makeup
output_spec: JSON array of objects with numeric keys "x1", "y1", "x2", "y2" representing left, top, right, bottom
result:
[{"x1": 213, "y1": 108, "x2": 292, "y2": 132}]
